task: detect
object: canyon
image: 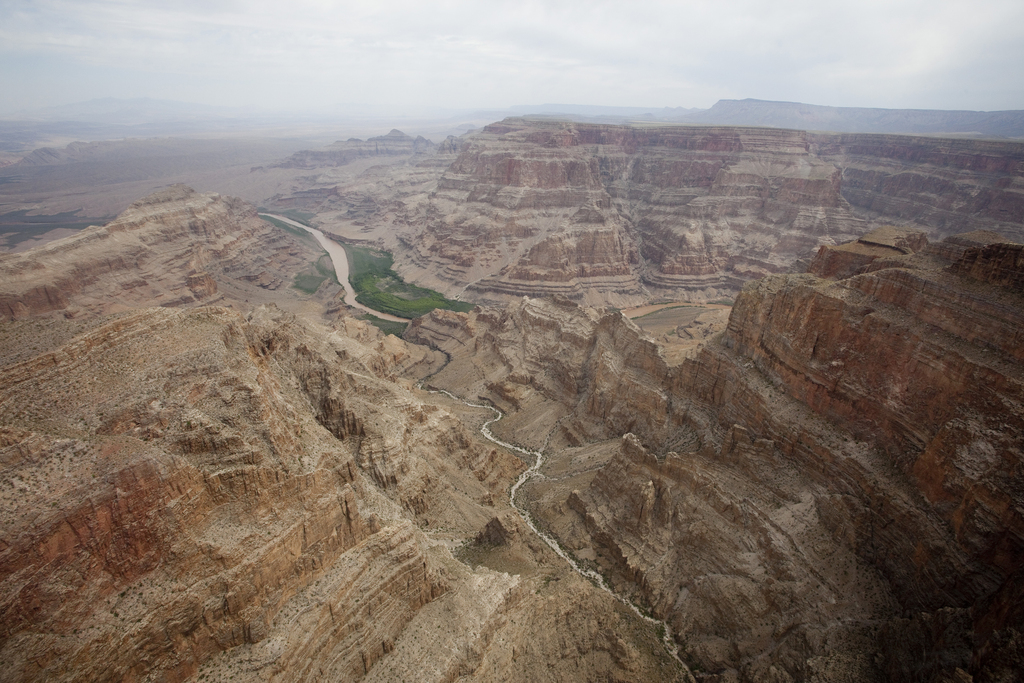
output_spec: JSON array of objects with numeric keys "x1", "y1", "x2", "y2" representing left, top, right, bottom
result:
[
  {"x1": 0, "y1": 187, "x2": 688, "y2": 682},
  {"x1": 408, "y1": 225, "x2": 1024, "y2": 681},
  {"x1": 0, "y1": 116, "x2": 1022, "y2": 682},
  {"x1": 263, "y1": 118, "x2": 1024, "y2": 309}
]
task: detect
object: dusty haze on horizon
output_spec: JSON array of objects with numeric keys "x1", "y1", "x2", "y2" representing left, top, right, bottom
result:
[{"x1": 1, "y1": 0, "x2": 1023, "y2": 117}]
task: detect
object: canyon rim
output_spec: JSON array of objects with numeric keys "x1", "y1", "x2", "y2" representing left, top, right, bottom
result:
[{"x1": 0, "y1": 116, "x2": 1023, "y2": 682}]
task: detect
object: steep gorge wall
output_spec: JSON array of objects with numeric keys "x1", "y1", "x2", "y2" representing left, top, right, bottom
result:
[
  {"x1": 408, "y1": 231, "x2": 1024, "y2": 680},
  {"x1": 395, "y1": 120, "x2": 1024, "y2": 308},
  {"x1": 0, "y1": 185, "x2": 319, "y2": 320},
  {"x1": 811, "y1": 133, "x2": 1024, "y2": 242}
]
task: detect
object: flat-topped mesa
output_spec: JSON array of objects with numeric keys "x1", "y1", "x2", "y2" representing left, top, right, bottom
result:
[
  {"x1": 403, "y1": 118, "x2": 865, "y2": 305},
  {"x1": 808, "y1": 225, "x2": 930, "y2": 279},
  {"x1": 0, "y1": 184, "x2": 321, "y2": 320},
  {"x1": 392, "y1": 118, "x2": 1024, "y2": 308},
  {"x1": 274, "y1": 130, "x2": 437, "y2": 169}
]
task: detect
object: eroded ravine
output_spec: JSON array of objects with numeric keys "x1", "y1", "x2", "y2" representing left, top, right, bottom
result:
[{"x1": 422, "y1": 385, "x2": 686, "y2": 668}]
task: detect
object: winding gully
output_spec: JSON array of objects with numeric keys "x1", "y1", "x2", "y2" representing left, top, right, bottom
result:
[
  {"x1": 266, "y1": 210, "x2": 683, "y2": 665},
  {"x1": 422, "y1": 385, "x2": 685, "y2": 667}
]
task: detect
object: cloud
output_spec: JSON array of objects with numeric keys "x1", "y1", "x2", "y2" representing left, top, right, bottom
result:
[{"x1": 1, "y1": 0, "x2": 1022, "y2": 113}]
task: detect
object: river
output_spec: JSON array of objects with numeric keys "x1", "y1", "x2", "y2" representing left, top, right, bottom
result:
[
  {"x1": 261, "y1": 213, "x2": 410, "y2": 323},
  {"x1": 422, "y1": 385, "x2": 685, "y2": 667},
  {"x1": 267, "y1": 212, "x2": 684, "y2": 668}
]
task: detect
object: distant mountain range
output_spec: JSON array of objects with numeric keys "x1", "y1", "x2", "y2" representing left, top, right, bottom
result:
[
  {"x1": 6, "y1": 97, "x2": 250, "y2": 125},
  {"x1": 506, "y1": 103, "x2": 704, "y2": 119},
  {"x1": 3, "y1": 98, "x2": 1023, "y2": 148},
  {"x1": 673, "y1": 99, "x2": 1024, "y2": 138}
]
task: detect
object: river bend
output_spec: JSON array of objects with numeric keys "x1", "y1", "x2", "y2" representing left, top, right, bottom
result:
[{"x1": 261, "y1": 213, "x2": 409, "y2": 323}]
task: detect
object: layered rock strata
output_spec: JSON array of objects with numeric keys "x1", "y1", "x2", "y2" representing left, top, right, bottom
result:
[
  {"x1": 382, "y1": 120, "x2": 1022, "y2": 307},
  {"x1": 807, "y1": 225, "x2": 930, "y2": 279},
  {"x1": 398, "y1": 119, "x2": 866, "y2": 306},
  {"x1": 0, "y1": 185, "x2": 323, "y2": 320},
  {"x1": 273, "y1": 130, "x2": 437, "y2": 170},
  {"x1": 407, "y1": 230, "x2": 1024, "y2": 680},
  {"x1": 0, "y1": 303, "x2": 530, "y2": 681},
  {"x1": 264, "y1": 120, "x2": 1024, "y2": 309},
  {"x1": 810, "y1": 133, "x2": 1024, "y2": 243},
  {"x1": 0, "y1": 186, "x2": 689, "y2": 682}
]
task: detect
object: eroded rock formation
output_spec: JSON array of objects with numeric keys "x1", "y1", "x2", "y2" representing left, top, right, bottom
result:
[
  {"x1": 811, "y1": 133, "x2": 1024, "y2": 242},
  {"x1": 397, "y1": 120, "x2": 867, "y2": 306},
  {"x1": 0, "y1": 184, "x2": 323, "y2": 320},
  {"x1": 0, "y1": 187, "x2": 688, "y2": 682},
  {"x1": 0, "y1": 302, "x2": 535, "y2": 681},
  {"x1": 262, "y1": 120, "x2": 1024, "y2": 309},
  {"x1": 273, "y1": 130, "x2": 437, "y2": 170},
  {"x1": 408, "y1": 229, "x2": 1024, "y2": 681}
]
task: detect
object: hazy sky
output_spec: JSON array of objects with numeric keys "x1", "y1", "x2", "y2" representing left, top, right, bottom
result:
[{"x1": 2, "y1": 0, "x2": 1023, "y2": 115}]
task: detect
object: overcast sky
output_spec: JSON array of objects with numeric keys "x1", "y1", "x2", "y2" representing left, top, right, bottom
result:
[{"x1": 2, "y1": 0, "x2": 1022, "y2": 116}]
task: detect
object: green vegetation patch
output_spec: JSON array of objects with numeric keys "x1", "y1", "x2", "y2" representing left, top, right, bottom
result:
[
  {"x1": 633, "y1": 304, "x2": 694, "y2": 320},
  {"x1": 292, "y1": 253, "x2": 338, "y2": 294},
  {"x1": 259, "y1": 214, "x2": 318, "y2": 245},
  {"x1": 345, "y1": 243, "x2": 475, "y2": 318},
  {"x1": 275, "y1": 209, "x2": 315, "y2": 226},
  {"x1": 257, "y1": 208, "x2": 315, "y2": 226},
  {"x1": 360, "y1": 314, "x2": 408, "y2": 337}
]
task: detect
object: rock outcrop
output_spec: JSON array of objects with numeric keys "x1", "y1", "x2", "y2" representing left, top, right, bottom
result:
[
  {"x1": 408, "y1": 230, "x2": 1024, "y2": 680},
  {"x1": 273, "y1": 130, "x2": 437, "y2": 170},
  {"x1": 0, "y1": 186, "x2": 689, "y2": 682},
  {"x1": 0, "y1": 303, "x2": 530, "y2": 682},
  {"x1": 0, "y1": 185, "x2": 322, "y2": 320},
  {"x1": 808, "y1": 225, "x2": 930, "y2": 279},
  {"x1": 397, "y1": 119, "x2": 866, "y2": 306}
]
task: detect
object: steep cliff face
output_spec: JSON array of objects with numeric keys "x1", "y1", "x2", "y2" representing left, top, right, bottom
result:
[
  {"x1": 811, "y1": 133, "x2": 1024, "y2": 243},
  {"x1": 396, "y1": 119, "x2": 866, "y2": 306},
  {"x1": 408, "y1": 231, "x2": 1024, "y2": 681},
  {"x1": 0, "y1": 185, "x2": 322, "y2": 320},
  {"x1": 380, "y1": 120, "x2": 1024, "y2": 309},
  {"x1": 0, "y1": 303, "x2": 533, "y2": 682}
]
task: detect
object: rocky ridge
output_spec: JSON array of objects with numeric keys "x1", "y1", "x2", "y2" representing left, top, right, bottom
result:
[
  {"x1": 681, "y1": 99, "x2": 1024, "y2": 138},
  {"x1": 0, "y1": 184, "x2": 326, "y2": 320},
  {"x1": 0, "y1": 187, "x2": 688, "y2": 682},
  {"x1": 375, "y1": 119, "x2": 1023, "y2": 308},
  {"x1": 0, "y1": 303, "x2": 517, "y2": 681},
  {"x1": 272, "y1": 130, "x2": 438, "y2": 170},
  {"x1": 407, "y1": 228, "x2": 1024, "y2": 681}
]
